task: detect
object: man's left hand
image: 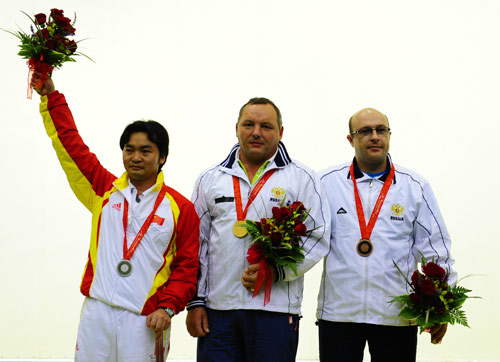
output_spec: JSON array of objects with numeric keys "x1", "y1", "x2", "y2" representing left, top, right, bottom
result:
[
  {"x1": 241, "y1": 263, "x2": 277, "y2": 292},
  {"x1": 429, "y1": 323, "x2": 447, "y2": 344},
  {"x1": 147, "y1": 309, "x2": 172, "y2": 337}
]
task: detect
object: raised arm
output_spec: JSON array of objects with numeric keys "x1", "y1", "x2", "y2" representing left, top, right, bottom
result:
[{"x1": 34, "y1": 76, "x2": 116, "y2": 210}]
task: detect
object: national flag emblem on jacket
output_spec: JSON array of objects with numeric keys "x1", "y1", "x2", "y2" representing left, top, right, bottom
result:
[{"x1": 152, "y1": 215, "x2": 165, "y2": 226}]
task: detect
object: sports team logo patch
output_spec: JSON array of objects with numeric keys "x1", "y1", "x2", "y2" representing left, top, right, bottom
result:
[
  {"x1": 270, "y1": 186, "x2": 286, "y2": 202},
  {"x1": 390, "y1": 203, "x2": 404, "y2": 221}
]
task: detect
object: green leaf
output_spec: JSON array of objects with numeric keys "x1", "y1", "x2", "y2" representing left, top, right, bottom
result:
[
  {"x1": 392, "y1": 260, "x2": 415, "y2": 291},
  {"x1": 399, "y1": 306, "x2": 421, "y2": 320}
]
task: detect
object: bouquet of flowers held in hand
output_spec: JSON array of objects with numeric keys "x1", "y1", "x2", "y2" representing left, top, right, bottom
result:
[
  {"x1": 391, "y1": 254, "x2": 477, "y2": 333},
  {"x1": 3, "y1": 9, "x2": 92, "y2": 98},
  {"x1": 244, "y1": 200, "x2": 316, "y2": 305}
]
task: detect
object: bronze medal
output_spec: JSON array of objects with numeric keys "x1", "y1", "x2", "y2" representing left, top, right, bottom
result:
[
  {"x1": 233, "y1": 220, "x2": 248, "y2": 238},
  {"x1": 117, "y1": 259, "x2": 133, "y2": 277},
  {"x1": 356, "y1": 239, "x2": 373, "y2": 257}
]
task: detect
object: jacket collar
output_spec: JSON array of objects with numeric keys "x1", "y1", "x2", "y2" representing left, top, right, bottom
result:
[
  {"x1": 113, "y1": 170, "x2": 165, "y2": 192},
  {"x1": 347, "y1": 154, "x2": 396, "y2": 183},
  {"x1": 219, "y1": 141, "x2": 292, "y2": 169}
]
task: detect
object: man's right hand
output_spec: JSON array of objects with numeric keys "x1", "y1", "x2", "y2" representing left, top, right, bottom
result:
[
  {"x1": 186, "y1": 307, "x2": 210, "y2": 337},
  {"x1": 32, "y1": 73, "x2": 55, "y2": 96}
]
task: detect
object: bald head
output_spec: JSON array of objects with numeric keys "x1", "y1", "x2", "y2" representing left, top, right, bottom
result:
[{"x1": 349, "y1": 108, "x2": 389, "y2": 134}]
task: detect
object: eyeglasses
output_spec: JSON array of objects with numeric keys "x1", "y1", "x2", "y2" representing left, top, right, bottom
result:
[{"x1": 351, "y1": 126, "x2": 391, "y2": 137}]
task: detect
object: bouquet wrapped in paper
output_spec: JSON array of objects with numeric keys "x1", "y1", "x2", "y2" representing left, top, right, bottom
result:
[
  {"x1": 391, "y1": 254, "x2": 477, "y2": 334},
  {"x1": 4, "y1": 9, "x2": 91, "y2": 98},
  {"x1": 244, "y1": 201, "x2": 316, "y2": 305}
]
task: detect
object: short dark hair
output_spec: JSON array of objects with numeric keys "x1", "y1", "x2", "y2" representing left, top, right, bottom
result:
[
  {"x1": 238, "y1": 97, "x2": 282, "y2": 128},
  {"x1": 119, "y1": 120, "x2": 169, "y2": 171},
  {"x1": 349, "y1": 116, "x2": 354, "y2": 134}
]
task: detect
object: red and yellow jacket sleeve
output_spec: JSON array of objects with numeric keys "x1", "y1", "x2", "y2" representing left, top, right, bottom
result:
[{"x1": 40, "y1": 91, "x2": 117, "y2": 210}]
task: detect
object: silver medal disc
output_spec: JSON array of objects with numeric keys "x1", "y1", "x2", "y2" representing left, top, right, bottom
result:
[{"x1": 117, "y1": 259, "x2": 133, "y2": 277}]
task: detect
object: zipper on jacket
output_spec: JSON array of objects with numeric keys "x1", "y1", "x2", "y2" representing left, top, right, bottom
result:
[
  {"x1": 363, "y1": 259, "x2": 369, "y2": 319},
  {"x1": 366, "y1": 179, "x2": 373, "y2": 217}
]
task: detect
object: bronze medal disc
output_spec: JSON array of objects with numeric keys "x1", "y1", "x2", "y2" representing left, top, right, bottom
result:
[
  {"x1": 117, "y1": 259, "x2": 133, "y2": 277},
  {"x1": 233, "y1": 220, "x2": 248, "y2": 238},
  {"x1": 356, "y1": 239, "x2": 373, "y2": 257}
]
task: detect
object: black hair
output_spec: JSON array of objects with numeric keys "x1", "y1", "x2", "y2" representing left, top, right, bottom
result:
[{"x1": 119, "y1": 120, "x2": 169, "y2": 171}]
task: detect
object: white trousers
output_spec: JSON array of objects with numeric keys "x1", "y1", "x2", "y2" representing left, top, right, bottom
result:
[{"x1": 75, "y1": 297, "x2": 170, "y2": 362}]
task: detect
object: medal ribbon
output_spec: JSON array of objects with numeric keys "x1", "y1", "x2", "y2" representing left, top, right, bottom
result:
[
  {"x1": 232, "y1": 170, "x2": 275, "y2": 221},
  {"x1": 122, "y1": 183, "x2": 168, "y2": 260},
  {"x1": 350, "y1": 163, "x2": 395, "y2": 240}
]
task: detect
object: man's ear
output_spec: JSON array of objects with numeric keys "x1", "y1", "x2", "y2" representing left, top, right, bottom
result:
[{"x1": 347, "y1": 134, "x2": 354, "y2": 147}]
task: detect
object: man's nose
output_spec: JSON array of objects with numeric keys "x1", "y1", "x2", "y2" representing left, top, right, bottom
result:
[
  {"x1": 369, "y1": 129, "x2": 380, "y2": 140},
  {"x1": 251, "y1": 125, "x2": 262, "y2": 137}
]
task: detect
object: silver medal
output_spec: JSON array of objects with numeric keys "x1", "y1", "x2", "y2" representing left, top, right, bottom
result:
[{"x1": 117, "y1": 259, "x2": 133, "y2": 277}]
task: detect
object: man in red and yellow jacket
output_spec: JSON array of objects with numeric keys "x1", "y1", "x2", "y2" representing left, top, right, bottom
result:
[{"x1": 34, "y1": 75, "x2": 200, "y2": 361}]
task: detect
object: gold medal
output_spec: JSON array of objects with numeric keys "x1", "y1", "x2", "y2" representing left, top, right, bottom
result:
[
  {"x1": 233, "y1": 220, "x2": 248, "y2": 238},
  {"x1": 356, "y1": 239, "x2": 373, "y2": 257}
]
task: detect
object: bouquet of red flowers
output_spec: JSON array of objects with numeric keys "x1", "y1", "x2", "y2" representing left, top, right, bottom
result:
[
  {"x1": 391, "y1": 254, "x2": 476, "y2": 333},
  {"x1": 4, "y1": 9, "x2": 92, "y2": 98},
  {"x1": 244, "y1": 201, "x2": 315, "y2": 305}
]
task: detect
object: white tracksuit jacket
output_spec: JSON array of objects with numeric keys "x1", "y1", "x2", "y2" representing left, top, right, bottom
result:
[
  {"x1": 188, "y1": 142, "x2": 330, "y2": 314},
  {"x1": 317, "y1": 157, "x2": 456, "y2": 326}
]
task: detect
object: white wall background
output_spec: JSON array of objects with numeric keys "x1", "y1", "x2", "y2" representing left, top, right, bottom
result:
[{"x1": 0, "y1": 0, "x2": 498, "y2": 361}]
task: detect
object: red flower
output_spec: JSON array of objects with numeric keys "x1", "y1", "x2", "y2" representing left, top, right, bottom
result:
[
  {"x1": 409, "y1": 293, "x2": 422, "y2": 303},
  {"x1": 64, "y1": 39, "x2": 77, "y2": 53},
  {"x1": 411, "y1": 270, "x2": 421, "y2": 287},
  {"x1": 50, "y1": 8, "x2": 64, "y2": 17},
  {"x1": 420, "y1": 279, "x2": 436, "y2": 296},
  {"x1": 270, "y1": 231, "x2": 282, "y2": 246},
  {"x1": 272, "y1": 206, "x2": 292, "y2": 222},
  {"x1": 264, "y1": 225, "x2": 271, "y2": 235},
  {"x1": 294, "y1": 223, "x2": 307, "y2": 236},
  {"x1": 34, "y1": 13, "x2": 47, "y2": 25},
  {"x1": 38, "y1": 28, "x2": 49, "y2": 40},
  {"x1": 445, "y1": 291, "x2": 453, "y2": 299},
  {"x1": 290, "y1": 201, "x2": 305, "y2": 213},
  {"x1": 45, "y1": 39, "x2": 56, "y2": 50},
  {"x1": 63, "y1": 24, "x2": 76, "y2": 36},
  {"x1": 422, "y1": 262, "x2": 446, "y2": 280},
  {"x1": 54, "y1": 15, "x2": 71, "y2": 27}
]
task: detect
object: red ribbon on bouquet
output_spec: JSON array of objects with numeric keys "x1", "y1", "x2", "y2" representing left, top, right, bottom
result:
[
  {"x1": 246, "y1": 243, "x2": 273, "y2": 306},
  {"x1": 27, "y1": 56, "x2": 53, "y2": 99}
]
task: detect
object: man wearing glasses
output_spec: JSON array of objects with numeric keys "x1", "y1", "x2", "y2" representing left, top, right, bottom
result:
[{"x1": 316, "y1": 108, "x2": 456, "y2": 362}]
